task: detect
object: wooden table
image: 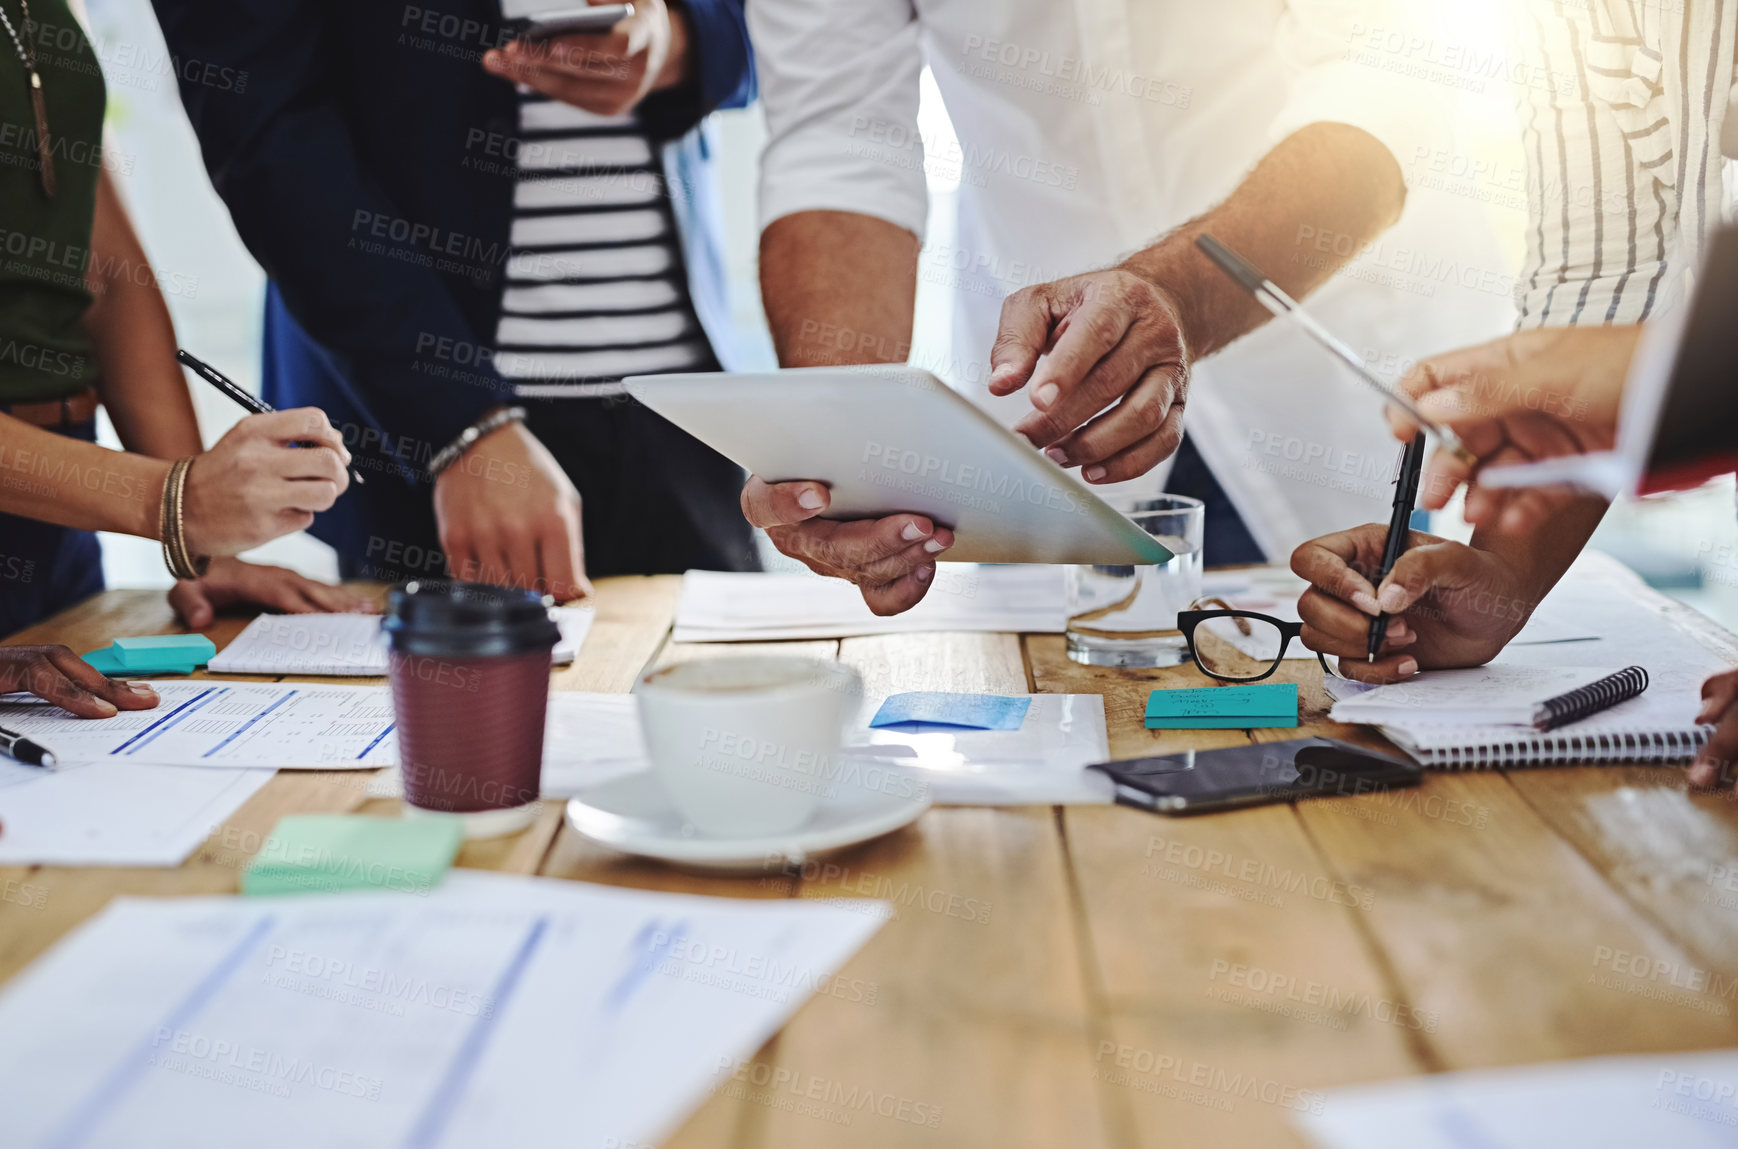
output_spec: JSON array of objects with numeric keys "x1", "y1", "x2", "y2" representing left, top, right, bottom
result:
[{"x1": 6, "y1": 559, "x2": 1738, "y2": 1147}]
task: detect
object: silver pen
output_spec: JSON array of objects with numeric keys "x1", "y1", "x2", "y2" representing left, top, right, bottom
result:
[{"x1": 1194, "y1": 234, "x2": 1478, "y2": 469}]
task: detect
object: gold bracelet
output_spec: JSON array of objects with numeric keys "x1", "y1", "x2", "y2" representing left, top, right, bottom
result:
[{"x1": 158, "y1": 456, "x2": 209, "y2": 581}]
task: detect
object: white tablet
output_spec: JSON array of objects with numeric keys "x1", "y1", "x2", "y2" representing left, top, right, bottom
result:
[{"x1": 624, "y1": 367, "x2": 1174, "y2": 565}]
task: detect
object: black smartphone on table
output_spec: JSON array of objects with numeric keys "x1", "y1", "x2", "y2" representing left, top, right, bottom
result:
[
  {"x1": 1088, "y1": 738, "x2": 1421, "y2": 816},
  {"x1": 514, "y1": 4, "x2": 634, "y2": 40}
]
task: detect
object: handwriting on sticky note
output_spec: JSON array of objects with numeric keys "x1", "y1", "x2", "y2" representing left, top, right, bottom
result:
[
  {"x1": 869, "y1": 692, "x2": 1032, "y2": 731},
  {"x1": 1145, "y1": 684, "x2": 1298, "y2": 718}
]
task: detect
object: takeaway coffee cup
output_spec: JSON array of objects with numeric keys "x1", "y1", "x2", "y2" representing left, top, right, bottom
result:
[
  {"x1": 383, "y1": 580, "x2": 560, "y2": 838},
  {"x1": 637, "y1": 656, "x2": 862, "y2": 837}
]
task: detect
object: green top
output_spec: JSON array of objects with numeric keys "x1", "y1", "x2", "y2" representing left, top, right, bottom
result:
[{"x1": 0, "y1": 0, "x2": 104, "y2": 403}]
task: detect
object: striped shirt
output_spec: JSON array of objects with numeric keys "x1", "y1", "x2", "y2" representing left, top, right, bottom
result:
[
  {"x1": 1514, "y1": 0, "x2": 1738, "y2": 328},
  {"x1": 494, "y1": 92, "x2": 715, "y2": 398}
]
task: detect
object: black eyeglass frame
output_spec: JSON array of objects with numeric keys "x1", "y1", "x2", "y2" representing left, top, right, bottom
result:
[{"x1": 1176, "y1": 609, "x2": 1335, "y2": 683}]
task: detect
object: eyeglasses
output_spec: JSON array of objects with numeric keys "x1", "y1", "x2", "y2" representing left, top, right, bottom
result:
[{"x1": 1177, "y1": 598, "x2": 1337, "y2": 683}]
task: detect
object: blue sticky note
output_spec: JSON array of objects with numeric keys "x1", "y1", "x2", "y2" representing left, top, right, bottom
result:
[
  {"x1": 1145, "y1": 684, "x2": 1298, "y2": 729},
  {"x1": 83, "y1": 634, "x2": 214, "y2": 677},
  {"x1": 870, "y1": 692, "x2": 1032, "y2": 731}
]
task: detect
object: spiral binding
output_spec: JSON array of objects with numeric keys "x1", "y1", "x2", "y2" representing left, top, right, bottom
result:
[
  {"x1": 1532, "y1": 665, "x2": 1648, "y2": 731},
  {"x1": 1423, "y1": 725, "x2": 1712, "y2": 770}
]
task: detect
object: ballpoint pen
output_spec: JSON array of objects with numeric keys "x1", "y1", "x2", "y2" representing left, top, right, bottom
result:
[
  {"x1": 1368, "y1": 433, "x2": 1428, "y2": 663},
  {"x1": 0, "y1": 723, "x2": 56, "y2": 769},
  {"x1": 1193, "y1": 234, "x2": 1478, "y2": 470},
  {"x1": 177, "y1": 349, "x2": 365, "y2": 486}
]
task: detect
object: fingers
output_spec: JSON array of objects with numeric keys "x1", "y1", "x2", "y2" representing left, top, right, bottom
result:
[
  {"x1": 741, "y1": 477, "x2": 829, "y2": 529},
  {"x1": 167, "y1": 581, "x2": 215, "y2": 629},
  {"x1": 1317, "y1": 647, "x2": 1421, "y2": 685},
  {"x1": 1289, "y1": 527, "x2": 1384, "y2": 616},
  {"x1": 1010, "y1": 311, "x2": 1142, "y2": 448},
  {"x1": 770, "y1": 514, "x2": 944, "y2": 577},
  {"x1": 1048, "y1": 368, "x2": 1186, "y2": 482},
  {"x1": 988, "y1": 284, "x2": 1057, "y2": 396},
  {"x1": 537, "y1": 531, "x2": 592, "y2": 603},
  {"x1": 1372, "y1": 541, "x2": 1475, "y2": 616},
  {"x1": 0, "y1": 646, "x2": 159, "y2": 718},
  {"x1": 1689, "y1": 703, "x2": 1738, "y2": 789},
  {"x1": 860, "y1": 565, "x2": 938, "y2": 616}
]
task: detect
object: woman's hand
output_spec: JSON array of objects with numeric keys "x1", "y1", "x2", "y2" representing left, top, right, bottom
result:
[
  {"x1": 1388, "y1": 327, "x2": 1637, "y2": 533},
  {"x1": 180, "y1": 409, "x2": 352, "y2": 557},
  {"x1": 0, "y1": 645, "x2": 159, "y2": 718},
  {"x1": 167, "y1": 557, "x2": 375, "y2": 629}
]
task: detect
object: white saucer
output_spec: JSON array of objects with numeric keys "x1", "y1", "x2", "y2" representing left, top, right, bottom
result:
[{"x1": 564, "y1": 769, "x2": 932, "y2": 872}]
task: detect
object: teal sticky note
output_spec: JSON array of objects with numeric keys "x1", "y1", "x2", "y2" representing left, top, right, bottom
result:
[
  {"x1": 870, "y1": 692, "x2": 1031, "y2": 731},
  {"x1": 1145, "y1": 684, "x2": 1298, "y2": 729},
  {"x1": 242, "y1": 814, "x2": 464, "y2": 897},
  {"x1": 83, "y1": 634, "x2": 215, "y2": 676}
]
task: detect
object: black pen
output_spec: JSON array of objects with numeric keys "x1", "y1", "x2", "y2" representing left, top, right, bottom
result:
[
  {"x1": 0, "y1": 724, "x2": 56, "y2": 769},
  {"x1": 177, "y1": 349, "x2": 364, "y2": 485},
  {"x1": 1369, "y1": 433, "x2": 1428, "y2": 662}
]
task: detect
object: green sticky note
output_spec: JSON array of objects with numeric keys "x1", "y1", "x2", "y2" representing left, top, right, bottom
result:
[
  {"x1": 83, "y1": 634, "x2": 215, "y2": 676},
  {"x1": 242, "y1": 814, "x2": 463, "y2": 897},
  {"x1": 1145, "y1": 684, "x2": 1298, "y2": 729}
]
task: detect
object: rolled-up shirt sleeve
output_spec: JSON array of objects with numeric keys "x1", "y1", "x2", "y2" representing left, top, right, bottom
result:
[
  {"x1": 1267, "y1": 0, "x2": 1445, "y2": 172},
  {"x1": 749, "y1": 0, "x2": 928, "y2": 239}
]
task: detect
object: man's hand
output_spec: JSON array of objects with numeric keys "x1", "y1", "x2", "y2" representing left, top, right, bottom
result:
[
  {"x1": 1690, "y1": 670, "x2": 1738, "y2": 789},
  {"x1": 168, "y1": 557, "x2": 375, "y2": 629},
  {"x1": 1291, "y1": 525, "x2": 1538, "y2": 684},
  {"x1": 483, "y1": 0, "x2": 690, "y2": 116},
  {"x1": 741, "y1": 478, "x2": 953, "y2": 616},
  {"x1": 0, "y1": 644, "x2": 159, "y2": 718},
  {"x1": 433, "y1": 420, "x2": 590, "y2": 601},
  {"x1": 1394, "y1": 327, "x2": 1636, "y2": 533},
  {"x1": 987, "y1": 268, "x2": 1190, "y2": 485}
]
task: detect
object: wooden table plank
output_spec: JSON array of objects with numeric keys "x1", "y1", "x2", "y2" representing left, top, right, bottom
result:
[{"x1": 1030, "y1": 636, "x2": 1423, "y2": 1148}]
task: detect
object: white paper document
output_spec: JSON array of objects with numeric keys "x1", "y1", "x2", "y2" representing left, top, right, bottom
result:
[
  {"x1": 0, "y1": 759, "x2": 273, "y2": 867},
  {"x1": 0, "y1": 681, "x2": 397, "y2": 770},
  {"x1": 207, "y1": 607, "x2": 593, "y2": 676},
  {"x1": 1296, "y1": 1049, "x2": 1738, "y2": 1149},
  {"x1": 674, "y1": 564, "x2": 1066, "y2": 641},
  {"x1": 844, "y1": 693, "x2": 1112, "y2": 805},
  {"x1": 0, "y1": 870, "x2": 888, "y2": 1149}
]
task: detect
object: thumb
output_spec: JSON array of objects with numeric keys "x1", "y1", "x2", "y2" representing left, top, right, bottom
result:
[
  {"x1": 1375, "y1": 540, "x2": 1474, "y2": 614},
  {"x1": 168, "y1": 581, "x2": 215, "y2": 629},
  {"x1": 988, "y1": 285, "x2": 1056, "y2": 396}
]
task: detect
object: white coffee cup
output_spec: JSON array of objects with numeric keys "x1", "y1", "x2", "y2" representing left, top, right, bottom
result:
[{"x1": 636, "y1": 656, "x2": 863, "y2": 837}]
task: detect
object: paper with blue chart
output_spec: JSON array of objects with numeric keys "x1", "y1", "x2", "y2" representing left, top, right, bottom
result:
[
  {"x1": 0, "y1": 682, "x2": 397, "y2": 769},
  {"x1": 0, "y1": 871, "x2": 887, "y2": 1149}
]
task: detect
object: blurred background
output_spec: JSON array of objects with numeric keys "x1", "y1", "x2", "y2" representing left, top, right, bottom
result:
[{"x1": 82, "y1": 0, "x2": 1738, "y2": 628}]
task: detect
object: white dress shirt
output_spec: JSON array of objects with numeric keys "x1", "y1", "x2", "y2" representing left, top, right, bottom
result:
[{"x1": 750, "y1": 0, "x2": 1517, "y2": 558}]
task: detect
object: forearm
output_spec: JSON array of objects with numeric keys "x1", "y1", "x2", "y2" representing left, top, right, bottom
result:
[
  {"x1": 1121, "y1": 123, "x2": 1405, "y2": 360},
  {"x1": 759, "y1": 210, "x2": 919, "y2": 367},
  {"x1": 81, "y1": 171, "x2": 202, "y2": 458},
  {"x1": 0, "y1": 413, "x2": 166, "y2": 537}
]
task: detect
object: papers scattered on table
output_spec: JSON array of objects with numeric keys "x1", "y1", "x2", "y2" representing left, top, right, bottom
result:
[
  {"x1": 846, "y1": 693, "x2": 1111, "y2": 805},
  {"x1": 673, "y1": 565, "x2": 1065, "y2": 642},
  {"x1": 207, "y1": 608, "x2": 593, "y2": 676},
  {"x1": 0, "y1": 870, "x2": 887, "y2": 1149},
  {"x1": 0, "y1": 681, "x2": 397, "y2": 770},
  {"x1": 0, "y1": 759, "x2": 272, "y2": 867},
  {"x1": 1295, "y1": 1049, "x2": 1738, "y2": 1149}
]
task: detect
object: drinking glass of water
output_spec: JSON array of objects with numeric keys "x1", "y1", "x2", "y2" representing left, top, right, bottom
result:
[{"x1": 1065, "y1": 494, "x2": 1205, "y2": 667}]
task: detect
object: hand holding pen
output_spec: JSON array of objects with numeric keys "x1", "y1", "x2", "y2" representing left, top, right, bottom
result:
[{"x1": 178, "y1": 350, "x2": 365, "y2": 487}]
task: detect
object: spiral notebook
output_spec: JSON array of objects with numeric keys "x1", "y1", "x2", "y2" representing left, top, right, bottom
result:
[{"x1": 1327, "y1": 665, "x2": 1712, "y2": 769}]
